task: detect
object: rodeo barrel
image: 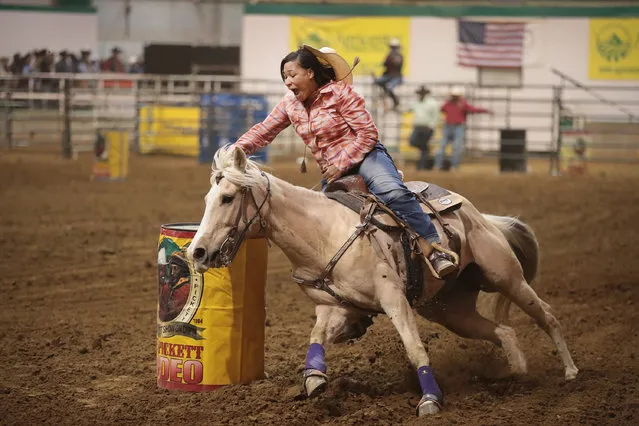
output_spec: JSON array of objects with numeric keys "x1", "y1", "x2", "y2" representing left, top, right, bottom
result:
[
  {"x1": 91, "y1": 130, "x2": 129, "y2": 181},
  {"x1": 157, "y1": 223, "x2": 268, "y2": 391}
]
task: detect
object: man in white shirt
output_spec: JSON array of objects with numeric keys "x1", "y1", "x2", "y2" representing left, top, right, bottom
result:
[{"x1": 409, "y1": 86, "x2": 439, "y2": 170}]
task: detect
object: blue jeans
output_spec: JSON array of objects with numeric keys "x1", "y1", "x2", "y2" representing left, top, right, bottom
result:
[
  {"x1": 435, "y1": 124, "x2": 466, "y2": 169},
  {"x1": 374, "y1": 75, "x2": 403, "y2": 108},
  {"x1": 410, "y1": 126, "x2": 434, "y2": 170},
  {"x1": 324, "y1": 143, "x2": 440, "y2": 243}
]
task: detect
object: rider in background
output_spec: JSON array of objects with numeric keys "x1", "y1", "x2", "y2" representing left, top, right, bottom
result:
[
  {"x1": 231, "y1": 45, "x2": 457, "y2": 278},
  {"x1": 373, "y1": 38, "x2": 403, "y2": 111}
]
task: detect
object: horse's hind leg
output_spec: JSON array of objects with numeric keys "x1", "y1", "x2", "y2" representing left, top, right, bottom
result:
[
  {"x1": 500, "y1": 282, "x2": 578, "y2": 380},
  {"x1": 469, "y1": 230, "x2": 579, "y2": 380},
  {"x1": 424, "y1": 287, "x2": 528, "y2": 376}
]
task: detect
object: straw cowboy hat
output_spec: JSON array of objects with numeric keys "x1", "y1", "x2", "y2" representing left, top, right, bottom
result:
[
  {"x1": 302, "y1": 44, "x2": 355, "y2": 85},
  {"x1": 389, "y1": 38, "x2": 401, "y2": 47}
]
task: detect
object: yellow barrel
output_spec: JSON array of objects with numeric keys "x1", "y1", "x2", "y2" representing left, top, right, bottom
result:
[
  {"x1": 157, "y1": 223, "x2": 267, "y2": 391},
  {"x1": 91, "y1": 130, "x2": 129, "y2": 181}
]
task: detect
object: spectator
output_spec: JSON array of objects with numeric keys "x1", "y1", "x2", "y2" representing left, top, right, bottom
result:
[
  {"x1": 10, "y1": 53, "x2": 22, "y2": 74},
  {"x1": 22, "y1": 53, "x2": 36, "y2": 75},
  {"x1": 77, "y1": 48, "x2": 92, "y2": 73},
  {"x1": 90, "y1": 54, "x2": 101, "y2": 73},
  {"x1": 69, "y1": 53, "x2": 79, "y2": 72},
  {"x1": 373, "y1": 38, "x2": 403, "y2": 111},
  {"x1": 55, "y1": 50, "x2": 74, "y2": 73},
  {"x1": 434, "y1": 86, "x2": 492, "y2": 171},
  {"x1": 102, "y1": 47, "x2": 124, "y2": 73},
  {"x1": 37, "y1": 49, "x2": 54, "y2": 73},
  {"x1": 38, "y1": 50, "x2": 55, "y2": 95},
  {"x1": 0, "y1": 57, "x2": 9, "y2": 75},
  {"x1": 0, "y1": 56, "x2": 10, "y2": 90},
  {"x1": 408, "y1": 86, "x2": 439, "y2": 170},
  {"x1": 128, "y1": 55, "x2": 144, "y2": 74}
]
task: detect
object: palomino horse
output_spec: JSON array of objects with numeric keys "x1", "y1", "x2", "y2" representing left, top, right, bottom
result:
[{"x1": 187, "y1": 146, "x2": 578, "y2": 417}]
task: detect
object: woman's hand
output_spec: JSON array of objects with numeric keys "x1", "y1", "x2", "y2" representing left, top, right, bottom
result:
[{"x1": 323, "y1": 165, "x2": 342, "y2": 183}]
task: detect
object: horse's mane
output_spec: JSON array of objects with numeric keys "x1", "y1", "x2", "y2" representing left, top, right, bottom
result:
[
  {"x1": 212, "y1": 145, "x2": 265, "y2": 188},
  {"x1": 211, "y1": 145, "x2": 332, "y2": 204}
]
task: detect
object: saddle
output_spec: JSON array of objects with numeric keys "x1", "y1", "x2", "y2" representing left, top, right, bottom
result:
[
  {"x1": 325, "y1": 175, "x2": 463, "y2": 229},
  {"x1": 321, "y1": 175, "x2": 463, "y2": 305}
]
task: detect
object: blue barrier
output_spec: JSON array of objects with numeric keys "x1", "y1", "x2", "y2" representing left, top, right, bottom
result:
[{"x1": 199, "y1": 93, "x2": 269, "y2": 164}]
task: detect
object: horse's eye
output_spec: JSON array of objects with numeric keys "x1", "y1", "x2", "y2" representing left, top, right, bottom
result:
[{"x1": 221, "y1": 194, "x2": 234, "y2": 204}]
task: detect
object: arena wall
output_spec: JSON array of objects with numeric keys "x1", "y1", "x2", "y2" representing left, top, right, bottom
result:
[
  {"x1": 94, "y1": 0, "x2": 242, "y2": 59},
  {"x1": 242, "y1": 13, "x2": 637, "y2": 90},
  {"x1": 242, "y1": 8, "x2": 639, "y2": 153},
  {"x1": 0, "y1": 7, "x2": 97, "y2": 57}
]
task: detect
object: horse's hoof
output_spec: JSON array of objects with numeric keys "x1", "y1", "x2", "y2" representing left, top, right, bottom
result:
[
  {"x1": 565, "y1": 367, "x2": 579, "y2": 381},
  {"x1": 303, "y1": 370, "x2": 328, "y2": 398},
  {"x1": 416, "y1": 394, "x2": 443, "y2": 416}
]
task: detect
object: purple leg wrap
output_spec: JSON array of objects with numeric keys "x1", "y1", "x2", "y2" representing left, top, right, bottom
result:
[
  {"x1": 417, "y1": 365, "x2": 443, "y2": 400},
  {"x1": 304, "y1": 343, "x2": 327, "y2": 373}
]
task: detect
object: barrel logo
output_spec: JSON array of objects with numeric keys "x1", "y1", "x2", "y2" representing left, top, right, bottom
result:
[{"x1": 157, "y1": 238, "x2": 205, "y2": 339}]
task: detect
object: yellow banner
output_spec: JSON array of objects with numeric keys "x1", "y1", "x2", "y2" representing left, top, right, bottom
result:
[
  {"x1": 290, "y1": 17, "x2": 410, "y2": 77},
  {"x1": 589, "y1": 19, "x2": 639, "y2": 80},
  {"x1": 139, "y1": 106, "x2": 200, "y2": 156}
]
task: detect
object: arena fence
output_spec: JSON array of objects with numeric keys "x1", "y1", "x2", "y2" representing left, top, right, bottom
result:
[{"x1": 1, "y1": 73, "x2": 637, "y2": 174}]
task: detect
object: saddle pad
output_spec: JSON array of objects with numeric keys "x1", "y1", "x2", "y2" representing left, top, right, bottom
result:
[
  {"x1": 405, "y1": 181, "x2": 463, "y2": 216},
  {"x1": 325, "y1": 183, "x2": 462, "y2": 228}
]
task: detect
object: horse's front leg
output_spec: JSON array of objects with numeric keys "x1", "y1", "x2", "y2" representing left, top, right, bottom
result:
[
  {"x1": 303, "y1": 304, "x2": 352, "y2": 397},
  {"x1": 378, "y1": 284, "x2": 444, "y2": 416}
]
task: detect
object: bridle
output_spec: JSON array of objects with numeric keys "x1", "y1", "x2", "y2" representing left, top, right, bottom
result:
[{"x1": 216, "y1": 171, "x2": 271, "y2": 266}]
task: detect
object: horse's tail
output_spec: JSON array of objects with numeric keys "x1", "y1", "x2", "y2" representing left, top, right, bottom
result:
[{"x1": 482, "y1": 215, "x2": 540, "y2": 324}]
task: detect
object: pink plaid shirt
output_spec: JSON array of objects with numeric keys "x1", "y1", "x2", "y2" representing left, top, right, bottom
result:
[{"x1": 233, "y1": 81, "x2": 379, "y2": 173}]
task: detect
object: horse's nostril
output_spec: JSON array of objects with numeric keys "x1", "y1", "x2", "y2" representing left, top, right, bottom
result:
[{"x1": 193, "y1": 247, "x2": 207, "y2": 261}]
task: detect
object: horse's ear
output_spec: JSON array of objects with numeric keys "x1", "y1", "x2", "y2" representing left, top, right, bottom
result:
[{"x1": 233, "y1": 146, "x2": 247, "y2": 171}]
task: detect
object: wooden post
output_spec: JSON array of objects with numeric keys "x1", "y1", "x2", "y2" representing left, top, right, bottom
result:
[
  {"x1": 62, "y1": 78, "x2": 72, "y2": 158},
  {"x1": 4, "y1": 89, "x2": 12, "y2": 149}
]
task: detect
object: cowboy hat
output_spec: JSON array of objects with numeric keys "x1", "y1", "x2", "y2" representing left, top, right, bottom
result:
[
  {"x1": 451, "y1": 86, "x2": 464, "y2": 96},
  {"x1": 415, "y1": 85, "x2": 431, "y2": 95},
  {"x1": 389, "y1": 38, "x2": 401, "y2": 47},
  {"x1": 302, "y1": 44, "x2": 354, "y2": 85}
]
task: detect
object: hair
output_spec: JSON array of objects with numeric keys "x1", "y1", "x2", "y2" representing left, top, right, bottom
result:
[
  {"x1": 211, "y1": 145, "x2": 264, "y2": 188},
  {"x1": 280, "y1": 48, "x2": 336, "y2": 87}
]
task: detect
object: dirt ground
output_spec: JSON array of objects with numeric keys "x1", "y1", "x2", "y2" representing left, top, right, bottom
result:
[{"x1": 0, "y1": 150, "x2": 638, "y2": 425}]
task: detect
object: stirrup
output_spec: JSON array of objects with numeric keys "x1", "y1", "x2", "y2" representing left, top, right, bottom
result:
[
  {"x1": 421, "y1": 242, "x2": 459, "y2": 280},
  {"x1": 431, "y1": 242, "x2": 460, "y2": 266}
]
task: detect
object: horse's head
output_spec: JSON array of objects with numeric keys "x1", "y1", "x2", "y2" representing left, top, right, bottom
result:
[{"x1": 187, "y1": 146, "x2": 270, "y2": 272}]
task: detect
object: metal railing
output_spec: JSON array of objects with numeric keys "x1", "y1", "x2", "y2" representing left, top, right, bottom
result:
[{"x1": 1, "y1": 72, "x2": 638, "y2": 173}]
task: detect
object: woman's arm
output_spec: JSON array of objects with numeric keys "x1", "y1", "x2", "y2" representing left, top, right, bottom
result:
[
  {"x1": 333, "y1": 84, "x2": 379, "y2": 173},
  {"x1": 232, "y1": 97, "x2": 291, "y2": 155}
]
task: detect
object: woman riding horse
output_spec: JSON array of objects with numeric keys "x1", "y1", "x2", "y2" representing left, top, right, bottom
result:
[{"x1": 231, "y1": 45, "x2": 457, "y2": 278}]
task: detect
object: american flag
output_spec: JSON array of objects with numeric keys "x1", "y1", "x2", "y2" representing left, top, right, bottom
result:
[{"x1": 457, "y1": 20, "x2": 525, "y2": 68}]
